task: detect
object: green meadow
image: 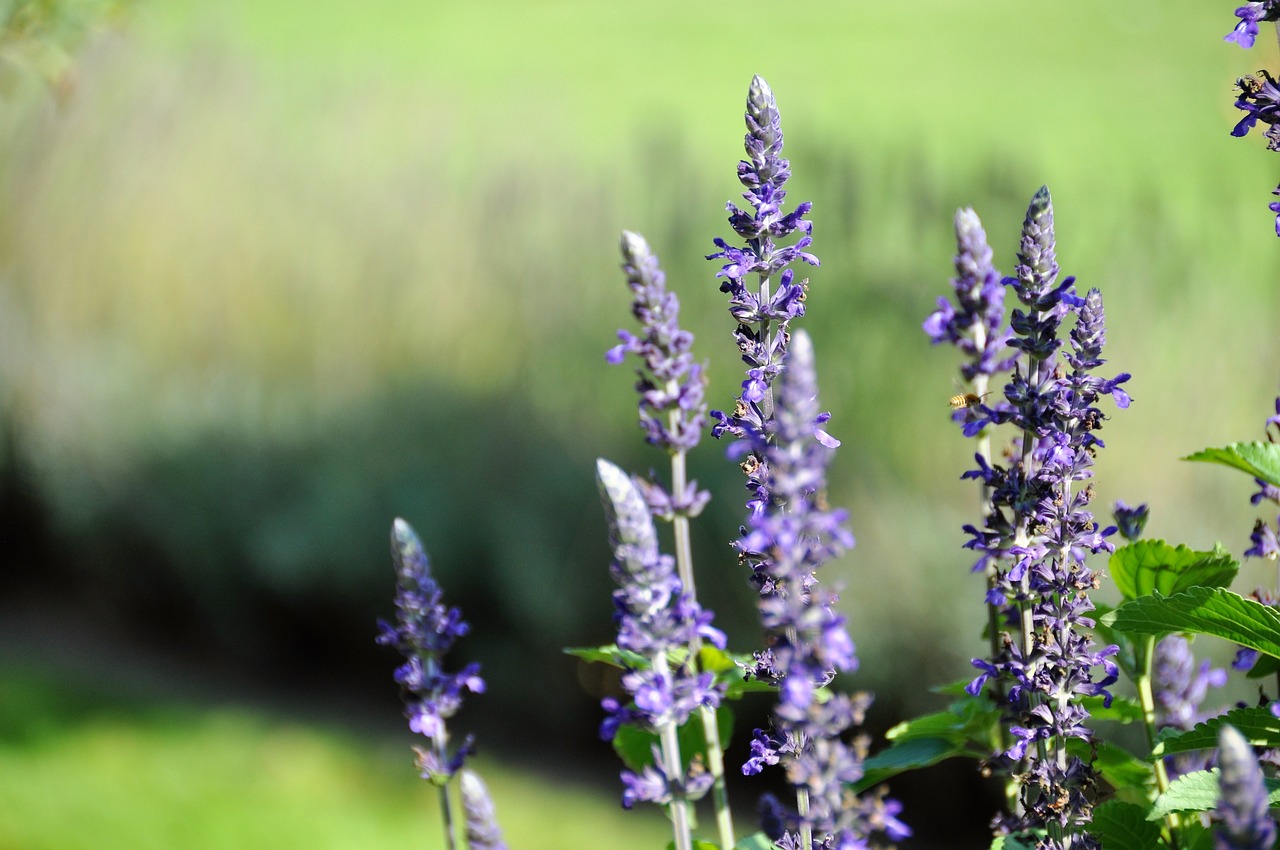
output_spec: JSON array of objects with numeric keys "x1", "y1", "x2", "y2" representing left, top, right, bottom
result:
[{"x1": 3, "y1": 0, "x2": 1280, "y2": 846}]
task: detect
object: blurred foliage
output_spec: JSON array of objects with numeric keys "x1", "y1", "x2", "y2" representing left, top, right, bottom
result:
[{"x1": 2, "y1": 1, "x2": 1280, "y2": 843}]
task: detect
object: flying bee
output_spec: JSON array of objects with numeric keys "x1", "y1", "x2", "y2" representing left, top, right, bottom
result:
[{"x1": 948, "y1": 392, "x2": 989, "y2": 410}]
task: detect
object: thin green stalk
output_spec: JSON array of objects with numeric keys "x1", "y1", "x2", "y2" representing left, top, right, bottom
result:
[
  {"x1": 435, "y1": 751, "x2": 458, "y2": 850},
  {"x1": 1134, "y1": 635, "x2": 1181, "y2": 849},
  {"x1": 667, "y1": 407, "x2": 735, "y2": 850},
  {"x1": 654, "y1": 649, "x2": 695, "y2": 850}
]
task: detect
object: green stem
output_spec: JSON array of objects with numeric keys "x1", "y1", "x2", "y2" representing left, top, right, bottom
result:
[
  {"x1": 668, "y1": 416, "x2": 735, "y2": 850},
  {"x1": 654, "y1": 650, "x2": 695, "y2": 850},
  {"x1": 1135, "y1": 636, "x2": 1181, "y2": 848}
]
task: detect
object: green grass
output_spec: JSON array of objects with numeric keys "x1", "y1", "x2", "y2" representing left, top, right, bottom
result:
[{"x1": 0, "y1": 669, "x2": 672, "y2": 850}]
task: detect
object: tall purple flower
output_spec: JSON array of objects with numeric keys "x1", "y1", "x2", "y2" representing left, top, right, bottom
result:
[
  {"x1": 954, "y1": 188, "x2": 1128, "y2": 849},
  {"x1": 608, "y1": 231, "x2": 710, "y2": 466},
  {"x1": 1226, "y1": 2, "x2": 1280, "y2": 48},
  {"x1": 376, "y1": 518, "x2": 484, "y2": 785},
  {"x1": 595, "y1": 458, "x2": 722, "y2": 815},
  {"x1": 737, "y1": 331, "x2": 904, "y2": 849},
  {"x1": 1214, "y1": 725, "x2": 1277, "y2": 850},
  {"x1": 707, "y1": 75, "x2": 820, "y2": 523},
  {"x1": 924, "y1": 207, "x2": 1014, "y2": 392}
]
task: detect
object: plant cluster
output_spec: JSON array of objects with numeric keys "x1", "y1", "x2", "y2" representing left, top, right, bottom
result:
[{"x1": 377, "y1": 9, "x2": 1280, "y2": 850}]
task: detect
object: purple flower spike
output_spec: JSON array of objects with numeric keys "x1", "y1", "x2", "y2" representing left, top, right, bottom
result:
[
  {"x1": 595, "y1": 458, "x2": 725, "y2": 803},
  {"x1": 737, "y1": 331, "x2": 906, "y2": 849},
  {"x1": 376, "y1": 518, "x2": 483, "y2": 783},
  {"x1": 709, "y1": 75, "x2": 818, "y2": 448},
  {"x1": 460, "y1": 770, "x2": 509, "y2": 850},
  {"x1": 940, "y1": 188, "x2": 1127, "y2": 846},
  {"x1": 609, "y1": 231, "x2": 710, "y2": 459},
  {"x1": 1215, "y1": 725, "x2": 1277, "y2": 850},
  {"x1": 1226, "y1": 3, "x2": 1280, "y2": 47},
  {"x1": 1154, "y1": 636, "x2": 1227, "y2": 778},
  {"x1": 924, "y1": 207, "x2": 1014, "y2": 382}
]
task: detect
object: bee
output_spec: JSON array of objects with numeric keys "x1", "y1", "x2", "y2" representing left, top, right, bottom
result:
[
  {"x1": 948, "y1": 392, "x2": 989, "y2": 410},
  {"x1": 1239, "y1": 72, "x2": 1263, "y2": 98}
]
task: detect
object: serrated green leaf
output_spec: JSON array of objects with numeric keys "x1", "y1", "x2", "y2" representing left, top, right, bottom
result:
[
  {"x1": 1108, "y1": 540, "x2": 1239, "y2": 601},
  {"x1": 734, "y1": 834, "x2": 774, "y2": 850},
  {"x1": 1152, "y1": 706, "x2": 1280, "y2": 756},
  {"x1": 1100, "y1": 587, "x2": 1280, "y2": 656},
  {"x1": 1185, "y1": 442, "x2": 1280, "y2": 489},
  {"x1": 1149, "y1": 769, "x2": 1220, "y2": 820},
  {"x1": 854, "y1": 736, "x2": 975, "y2": 792},
  {"x1": 1090, "y1": 800, "x2": 1164, "y2": 850}
]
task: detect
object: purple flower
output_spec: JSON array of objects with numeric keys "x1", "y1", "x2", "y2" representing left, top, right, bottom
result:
[
  {"x1": 948, "y1": 188, "x2": 1125, "y2": 844},
  {"x1": 1226, "y1": 3, "x2": 1280, "y2": 48},
  {"x1": 924, "y1": 207, "x2": 1014, "y2": 385},
  {"x1": 608, "y1": 231, "x2": 711, "y2": 460},
  {"x1": 736, "y1": 331, "x2": 906, "y2": 848},
  {"x1": 1153, "y1": 635, "x2": 1228, "y2": 777},
  {"x1": 1270, "y1": 185, "x2": 1280, "y2": 237},
  {"x1": 1232, "y1": 70, "x2": 1280, "y2": 144},
  {"x1": 708, "y1": 75, "x2": 817, "y2": 449},
  {"x1": 460, "y1": 770, "x2": 509, "y2": 850},
  {"x1": 595, "y1": 458, "x2": 725, "y2": 800},
  {"x1": 376, "y1": 518, "x2": 483, "y2": 783},
  {"x1": 1112, "y1": 501, "x2": 1150, "y2": 542},
  {"x1": 1215, "y1": 725, "x2": 1277, "y2": 850}
]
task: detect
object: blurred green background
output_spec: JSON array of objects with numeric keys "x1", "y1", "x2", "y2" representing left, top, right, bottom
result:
[{"x1": 2, "y1": 1, "x2": 1280, "y2": 847}]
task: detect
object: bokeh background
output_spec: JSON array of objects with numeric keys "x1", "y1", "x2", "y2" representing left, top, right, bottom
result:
[{"x1": 2, "y1": 1, "x2": 1280, "y2": 848}]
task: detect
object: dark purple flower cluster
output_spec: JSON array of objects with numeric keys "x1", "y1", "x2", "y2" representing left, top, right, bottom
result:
[
  {"x1": 1215, "y1": 725, "x2": 1277, "y2": 850},
  {"x1": 949, "y1": 188, "x2": 1128, "y2": 848},
  {"x1": 1153, "y1": 635, "x2": 1228, "y2": 777},
  {"x1": 736, "y1": 331, "x2": 906, "y2": 849},
  {"x1": 595, "y1": 457, "x2": 725, "y2": 808},
  {"x1": 1112, "y1": 500, "x2": 1150, "y2": 542},
  {"x1": 1222, "y1": 7, "x2": 1280, "y2": 230},
  {"x1": 707, "y1": 74, "x2": 818, "y2": 452},
  {"x1": 376, "y1": 518, "x2": 485, "y2": 783},
  {"x1": 1226, "y1": 2, "x2": 1280, "y2": 48},
  {"x1": 608, "y1": 230, "x2": 710, "y2": 462}
]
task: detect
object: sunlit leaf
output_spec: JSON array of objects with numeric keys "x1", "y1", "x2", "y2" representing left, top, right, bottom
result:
[
  {"x1": 1100, "y1": 588, "x2": 1280, "y2": 657},
  {"x1": 1108, "y1": 540, "x2": 1237, "y2": 602},
  {"x1": 1184, "y1": 442, "x2": 1280, "y2": 488}
]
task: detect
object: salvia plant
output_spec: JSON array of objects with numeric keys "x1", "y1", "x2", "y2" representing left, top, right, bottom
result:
[{"x1": 375, "y1": 11, "x2": 1280, "y2": 850}]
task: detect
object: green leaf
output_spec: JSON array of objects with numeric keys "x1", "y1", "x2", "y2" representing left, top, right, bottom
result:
[
  {"x1": 1149, "y1": 769, "x2": 1219, "y2": 820},
  {"x1": 734, "y1": 834, "x2": 774, "y2": 850},
  {"x1": 1067, "y1": 738, "x2": 1153, "y2": 792},
  {"x1": 990, "y1": 835, "x2": 1037, "y2": 850},
  {"x1": 611, "y1": 708, "x2": 733, "y2": 775},
  {"x1": 1100, "y1": 587, "x2": 1280, "y2": 656},
  {"x1": 1080, "y1": 694, "x2": 1145, "y2": 725},
  {"x1": 564, "y1": 644, "x2": 647, "y2": 669},
  {"x1": 1185, "y1": 441, "x2": 1280, "y2": 488},
  {"x1": 691, "y1": 842, "x2": 719, "y2": 850},
  {"x1": 1247, "y1": 652, "x2": 1280, "y2": 680},
  {"x1": 1152, "y1": 706, "x2": 1280, "y2": 757},
  {"x1": 1108, "y1": 540, "x2": 1238, "y2": 602},
  {"x1": 1090, "y1": 800, "x2": 1164, "y2": 850},
  {"x1": 854, "y1": 736, "x2": 974, "y2": 792}
]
